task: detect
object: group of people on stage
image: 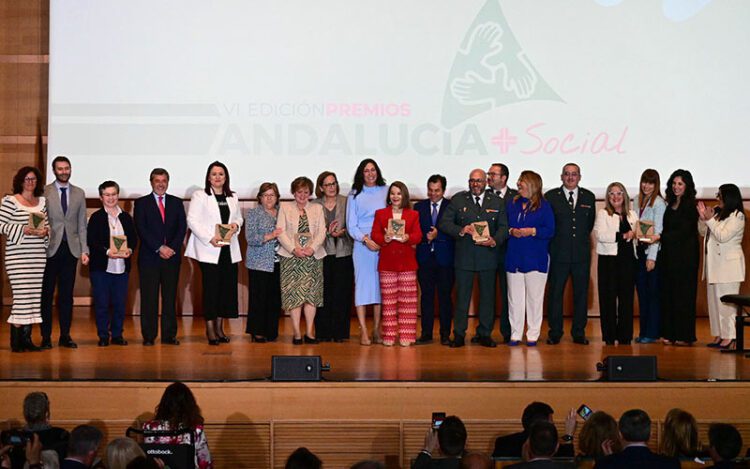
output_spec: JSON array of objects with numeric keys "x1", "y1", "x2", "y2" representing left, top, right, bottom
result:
[{"x1": 1, "y1": 156, "x2": 745, "y2": 351}]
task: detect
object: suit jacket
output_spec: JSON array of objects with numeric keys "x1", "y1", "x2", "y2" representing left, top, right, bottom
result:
[
  {"x1": 185, "y1": 190, "x2": 244, "y2": 263},
  {"x1": 134, "y1": 193, "x2": 187, "y2": 267},
  {"x1": 439, "y1": 190, "x2": 508, "y2": 271},
  {"x1": 44, "y1": 182, "x2": 88, "y2": 258},
  {"x1": 493, "y1": 432, "x2": 574, "y2": 459},
  {"x1": 700, "y1": 211, "x2": 746, "y2": 283},
  {"x1": 488, "y1": 186, "x2": 519, "y2": 207},
  {"x1": 371, "y1": 206, "x2": 421, "y2": 271},
  {"x1": 506, "y1": 459, "x2": 576, "y2": 469},
  {"x1": 61, "y1": 458, "x2": 91, "y2": 469},
  {"x1": 545, "y1": 186, "x2": 596, "y2": 263},
  {"x1": 276, "y1": 201, "x2": 327, "y2": 259},
  {"x1": 593, "y1": 209, "x2": 638, "y2": 257},
  {"x1": 414, "y1": 198, "x2": 454, "y2": 268},
  {"x1": 594, "y1": 445, "x2": 680, "y2": 469},
  {"x1": 86, "y1": 208, "x2": 138, "y2": 273}
]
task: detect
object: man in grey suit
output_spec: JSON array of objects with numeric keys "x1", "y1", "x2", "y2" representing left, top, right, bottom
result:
[
  {"x1": 440, "y1": 169, "x2": 508, "y2": 348},
  {"x1": 40, "y1": 156, "x2": 89, "y2": 349}
]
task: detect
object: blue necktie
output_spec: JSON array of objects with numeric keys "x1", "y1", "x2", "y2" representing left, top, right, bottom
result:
[
  {"x1": 60, "y1": 187, "x2": 68, "y2": 215},
  {"x1": 431, "y1": 202, "x2": 438, "y2": 226}
]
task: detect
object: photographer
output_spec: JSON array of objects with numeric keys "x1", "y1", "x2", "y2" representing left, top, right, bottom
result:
[{"x1": 1, "y1": 392, "x2": 68, "y2": 468}]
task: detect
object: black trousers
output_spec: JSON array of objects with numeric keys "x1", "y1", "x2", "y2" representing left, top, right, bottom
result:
[
  {"x1": 139, "y1": 260, "x2": 180, "y2": 341},
  {"x1": 198, "y1": 247, "x2": 238, "y2": 320},
  {"x1": 246, "y1": 264, "x2": 281, "y2": 340},
  {"x1": 40, "y1": 240, "x2": 77, "y2": 340},
  {"x1": 315, "y1": 255, "x2": 354, "y2": 340},
  {"x1": 547, "y1": 260, "x2": 590, "y2": 340},
  {"x1": 417, "y1": 255, "x2": 454, "y2": 339},
  {"x1": 597, "y1": 254, "x2": 635, "y2": 343}
]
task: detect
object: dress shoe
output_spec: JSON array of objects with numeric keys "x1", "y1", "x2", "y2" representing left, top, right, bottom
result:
[
  {"x1": 40, "y1": 338, "x2": 52, "y2": 349},
  {"x1": 572, "y1": 337, "x2": 589, "y2": 345},
  {"x1": 58, "y1": 336, "x2": 78, "y2": 349},
  {"x1": 217, "y1": 335, "x2": 231, "y2": 343},
  {"x1": 440, "y1": 335, "x2": 451, "y2": 346},
  {"x1": 414, "y1": 336, "x2": 433, "y2": 345},
  {"x1": 143, "y1": 339, "x2": 155, "y2": 346},
  {"x1": 292, "y1": 337, "x2": 303, "y2": 345},
  {"x1": 207, "y1": 338, "x2": 220, "y2": 346},
  {"x1": 507, "y1": 340, "x2": 521, "y2": 346},
  {"x1": 250, "y1": 335, "x2": 267, "y2": 343},
  {"x1": 470, "y1": 335, "x2": 481, "y2": 344},
  {"x1": 479, "y1": 337, "x2": 497, "y2": 348},
  {"x1": 719, "y1": 339, "x2": 736, "y2": 350},
  {"x1": 526, "y1": 341, "x2": 537, "y2": 347},
  {"x1": 161, "y1": 338, "x2": 180, "y2": 345},
  {"x1": 450, "y1": 337, "x2": 465, "y2": 348},
  {"x1": 98, "y1": 338, "x2": 110, "y2": 347},
  {"x1": 304, "y1": 335, "x2": 319, "y2": 344},
  {"x1": 546, "y1": 337, "x2": 560, "y2": 345},
  {"x1": 111, "y1": 337, "x2": 128, "y2": 346}
]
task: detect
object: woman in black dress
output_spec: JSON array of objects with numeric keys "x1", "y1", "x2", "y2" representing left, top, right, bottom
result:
[{"x1": 659, "y1": 169, "x2": 699, "y2": 346}]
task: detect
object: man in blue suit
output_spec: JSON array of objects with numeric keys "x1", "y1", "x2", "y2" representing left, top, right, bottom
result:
[
  {"x1": 414, "y1": 175, "x2": 455, "y2": 346},
  {"x1": 133, "y1": 168, "x2": 187, "y2": 346}
]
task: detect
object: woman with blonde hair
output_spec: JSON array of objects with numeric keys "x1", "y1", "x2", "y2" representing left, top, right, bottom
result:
[
  {"x1": 594, "y1": 182, "x2": 638, "y2": 345},
  {"x1": 107, "y1": 437, "x2": 146, "y2": 469},
  {"x1": 660, "y1": 408, "x2": 703, "y2": 460}
]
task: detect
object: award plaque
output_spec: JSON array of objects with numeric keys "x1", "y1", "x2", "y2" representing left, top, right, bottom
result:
[
  {"x1": 28, "y1": 212, "x2": 45, "y2": 230},
  {"x1": 215, "y1": 224, "x2": 233, "y2": 245},
  {"x1": 471, "y1": 221, "x2": 490, "y2": 243},
  {"x1": 295, "y1": 231, "x2": 312, "y2": 249},
  {"x1": 637, "y1": 220, "x2": 654, "y2": 243},
  {"x1": 110, "y1": 235, "x2": 128, "y2": 257},
  {"x1": 386, "y1": 218, "x2": 406, "y2": 240}
]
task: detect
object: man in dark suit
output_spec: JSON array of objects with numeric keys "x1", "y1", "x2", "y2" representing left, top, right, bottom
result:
[
  {"x1": 493, "y1": 402, "x2": 574, "y2": 459},
  {"x1": 706, "y1": 423, "x2": 744, "y2": 469},
  {"x1": 61, "y1": 425, "x2": 102, "y2": 469},
  {"x1": 413, "y1": 416, "x2": 467, "y2": 469},
  {"x1": 485, "y1": 162, "x2": 518, "y2": 344},
  {"x1": 134, "y1": 168, "x2": 187, "y2": 346},
  {"x1": 506, "y1": 421, "x2": 576, "y2": 469},
  {"x1": 439, "y1": 169, "x2": 508, "y2": 348},
  {"x1": 544, "y1": 163, "x2": 596, "y2": 345},
  {"x1": 595, "y1": 409, "x2": 680, "y2": 469},
  {"x1": 41, "y1": 156, "x2": 89, "y2": 349},
  {"x1": 415, "y1": 174, "x2": 455, "y2": 346}
]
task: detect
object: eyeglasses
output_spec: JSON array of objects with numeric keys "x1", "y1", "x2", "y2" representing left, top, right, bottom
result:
[
  {"x1": 24, "y1": 177, "x2": 37, "y2": 182},
  {"x1": 322, "y1": 182, "x2": 338, "y2": 188},
  {"x1": 563, "y1": 172, "x2": 579, "y2": 177},
  {"x1": 468, "y1": 178, "x2": 485, "y2": 184},
  {"x1": 261, "y1": 193, "x2": 276, "y2": 198}
]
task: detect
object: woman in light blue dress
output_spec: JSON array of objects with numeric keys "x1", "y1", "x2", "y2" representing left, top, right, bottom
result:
[{"x1": 346, "y1": 158, "x2": 388, "y2": 345}]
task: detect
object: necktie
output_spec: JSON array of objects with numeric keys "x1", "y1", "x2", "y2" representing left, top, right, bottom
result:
[
  {"x1": 475, "y1": 196, "x2": 481, "y2": 209},
  {"x1": 496, "y1": 190, "x2": 502, "y2": 197},
  {"x1": 158, "y1": 196, "x2": 166, "y2": 222},
  {"x1": 431, "y1": 203, "x2": 438, "y2": 226},
  {"x1": 568, "y1": 191, "x2": 574, "y2": 208},
  {"x1": 60, "y1": 187, "x2": 68, "y2": 215}
]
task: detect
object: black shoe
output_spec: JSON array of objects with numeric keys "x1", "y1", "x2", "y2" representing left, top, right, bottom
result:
[
  {"x1": 414, "y1": 336, "x2": 433, "y2": 345},
  {"x1": 111, "y1": 337, "x2": 128, "y2": 346},
  {"x1": 59, "y1": 336, "x2": 78, "y2": 349},
  {"x1": 450, "y1": 337, "x2": 465, "y2": 348},
  {"x1": 217, "y1": 335, "x2": 230, "y2": 343},
  {"x1": 479, "y1": 337, "x2": 497, "y2": 348},
  {"x1": 304, "y1": 335, "x2": 319, "y2": 344},
  {"x1": 208, "y1": 338, "x2": 220, "y2": 346},
  {"x1": 292, "y1": 337, "x2": 303, "y2": 345},
  {"x1": 161, "y1": 338, "x2": 180, "y2": 345},
  {"x1": 470, "y1": 336, "x2": 481, "y2": 344},
  {"x1": 98, "y1": 338, "x2": 110, "y2": 347},
  {"x1": 20, "y1": 326, "x2": 42, "y2": 352},
  {"x1": 250, "y1": 335, "x2": 267, "y2": 343},
  {"x1": 40, "y1": 337, "x2": 52, "y2": 349},
  {"x1": 573, "y1": 337, "x2": 590, "y2": 345},
  {"x1": 440, "y1": 335, "x2": 451, "y2": 346},
  {"x1": 546, "y1": 337, "x2": 560, "y2": 345},
  {"x1": 143, "y1": 339, "x2": 155, "y2": 346}
]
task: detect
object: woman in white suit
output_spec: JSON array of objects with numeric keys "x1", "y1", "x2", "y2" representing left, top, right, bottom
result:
[
  {"x1": 185, "y1": 161, "x2": 243, "y2": 345},
  {"x1": 698, "y1": 183, "x2": 746, "y2": 350},
  {"x1": 594, "y1": 182, "x2": 638, "y2": 345},
  {"x1": 277, "y1": 176, "x2": 327, "y2": 344}
]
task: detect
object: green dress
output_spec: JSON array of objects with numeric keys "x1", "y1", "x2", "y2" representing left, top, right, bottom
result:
[{"x1": 280, "y1": 211, "x2": 324, "y2": 310}]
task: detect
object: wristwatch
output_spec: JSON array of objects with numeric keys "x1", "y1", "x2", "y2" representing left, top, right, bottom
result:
[{"x1": 561, "y1": 434, "x2": 574, "y2": 442}]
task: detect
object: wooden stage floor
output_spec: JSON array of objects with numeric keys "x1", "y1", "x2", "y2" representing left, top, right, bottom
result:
[{"x1": 1, "y1": 308, "x2": 748, "y2": 382}]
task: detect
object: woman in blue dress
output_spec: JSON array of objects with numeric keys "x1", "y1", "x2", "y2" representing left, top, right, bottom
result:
[{"x1": 346, "y1": 158, "x2": 388, "y2": 345}]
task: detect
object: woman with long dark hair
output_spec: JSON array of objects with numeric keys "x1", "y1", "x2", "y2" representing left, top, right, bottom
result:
[
  {"x1": 659, "y1": 169, "x2": 699, "y2": 346},
  {"x1": 698, "y1": 183, "x2": 745, "y2": 350}
]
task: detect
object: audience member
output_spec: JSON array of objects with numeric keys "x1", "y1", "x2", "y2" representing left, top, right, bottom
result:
[
  {"x1": 459, "y1": 452, "x2": 493, "y2": 469},
  {"x1": 106, "y1": 438, "x2": 145, "y2": 469},
  {"x1": 594, "y1": 409, "x2": 680, "y2": 468},
  {"x1": 413, "y1": 416, "x2": 467, "y2": 468},
  {"x1": 61, "y1": 425, "x2": 103, "y2": 469},
  {"x1": 20, "y1": 392, "x2": 69, "y2": 463},
  {"x1": 493, "y1": 402, "x2": 574, "y2": 458},
  {"x1": 707, "y1": 423, "x2": 744, "y2": 468},
  {"x1": 660, "y1": 408, "x2": 704, "y2": 460},
  {"x1": 506, "y1": 421, "x2": 575, "y2": 468},
  {"x1": 577, "y1": 411, "x2": 621, "y2": 461},
  {"x1": 285, "y1": 447, "x2": 322, "y2": 469}
]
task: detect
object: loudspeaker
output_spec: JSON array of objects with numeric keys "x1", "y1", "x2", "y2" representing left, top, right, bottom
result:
[
  {"x1": 272, "y1": 355, "x2": 322, "y2": 381},
  {"x1": 601, "y1": 355, "x2": 657, "y2": 381}
]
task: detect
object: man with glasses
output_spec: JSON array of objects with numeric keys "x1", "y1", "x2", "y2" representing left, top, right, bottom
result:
[
  {"x1": 544, "y1": 163, "x2": 596, "y2": 345},
  {"x1": 440, "y1": 169, "x2": 508, "y2": 347}
]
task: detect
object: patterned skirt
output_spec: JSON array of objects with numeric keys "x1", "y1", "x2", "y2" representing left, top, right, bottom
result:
[{"x1": 280, "y1": 256, "x2": 324, "y2": 310}]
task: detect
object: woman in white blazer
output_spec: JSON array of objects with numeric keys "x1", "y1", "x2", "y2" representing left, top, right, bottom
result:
[
  {"x1": 594, "y1": 182, "x2": 638, "y2": 345},
  {"x1": 276, "y1": 176, "x2": 327, "y2": 344},
  {"x1": 185, "y1": 161, "x2": 243, "y2": 345},
  {"x1": 698, "y1": 183, "x2": 746, "y2": 350}
]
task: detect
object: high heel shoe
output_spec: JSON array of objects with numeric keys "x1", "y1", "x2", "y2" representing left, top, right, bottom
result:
[
  {"x1": 304, "y1": 335, "x2": 319, "y2": 344},
  {"x1": 251, "y1": 335, "x2": 267, "y2": 343},
  {"x1": 217, "y1": 335, "x2": 230, "y2": 343},
  {"x1": 207, "y1": 338, "x2": 220, "y2": 346},
  {"x1": 719, "y1": 339, "x2": 736, "y2": 350},
  {"x1": 372, "y1": 331, "x2": 383, "y2": 345},
  {"x1": 292, "y1": 337, "x2": 303, "y2": 345}
]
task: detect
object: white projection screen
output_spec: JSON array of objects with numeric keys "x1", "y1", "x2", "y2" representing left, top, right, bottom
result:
[{"x1": 48, "y1": 0, "x2": 750, "y2": 198}]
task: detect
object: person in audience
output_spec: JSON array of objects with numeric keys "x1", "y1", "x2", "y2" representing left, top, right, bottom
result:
[
  {"x1": 61, "y1": 425, "x2": 103, "y2": 469},
  {"x1": 594, "y1": 409, "x2": 680, "y2": 468},
  {"x1": 106, "y1": 438, "x2": 145, "y2": 469},
  {"x1": 414, "y1": 174, "x2": 455, "y2": 346},
  {"x1": 706, "y1": 423, "x2": 743, "y2": 468},
  {"x1": 87, "y1": 180, "x2": 137, "y2": 347},
  {"x1": 22, "y1": 392, "x2": 69, "y2": 463},
  {"x1": 143, "y1": 381, "x2": 213, "y2": 469},
  {"x1": 493, "y1": 402, "x2": 575, "y2": 458},
  {"x1": 371, "y1": 181, "x2": 422, "y2": 346},
  {"x1": 244, "y1": 182, "x2": 282, "y2": 342},
  {"x1": 439, "y1": 169, "x2": 508, "y2": 348},
  {"x1": 660, "y1": 169, "x2": 699, "y2": 346},
  {"x1": 633, "y1": 169, "x2": 666, "y2": 344},
  {"x1": 544, "y1": 163, "x2": 596, "y2": 345},
  {"x1": 1, "y1": 433, "x2": 53, "y2": 469},
  {"x1": 346, "y1": 158, "x2": 388, "y2": 345},
  {"x1": 277, "y1": 176, "x2": 327, "y2": 344},
  {"x1": 134, "y1": 167, "x2": 187, "y2": 346},
  {"x1": 0, "y1": 166, "x2": 48, "y2": 352},
  {"x1": 698, "y1": 183, "x2": 746, "y2": 350},
  {"x1": 460, "y1": 452, "x2": 493, "y2": 469},
  {"x1": 506, "y1": 421, "x2": 575, "y2": 468},
  {"x1": 577, "y1": 411, "x2": 621, "y2": 461},
  {"x1": 505, "y1": 170, "x2": 555, "y2": 346},
  {"x1": 41, "y1": 156, "x2": 89, "y2": 350},
  {"x1": 312, "y1": 171, "x2": 354, "y2": 342},
  {"x1": 185, "y1": 161, "x2": 243, "y2": 345},
  {"x1": 660, "y1": 408, "x2": 705, "y2": 461},
  {"x1": 413, "y1": 416, "x2": 467, "y2": 468},
  {"x1": 594, "y1": 182, "x2": 637, "y2": 346},
  {"x1": 284, "y1": 447, "x2": 322, "y2": 469}
]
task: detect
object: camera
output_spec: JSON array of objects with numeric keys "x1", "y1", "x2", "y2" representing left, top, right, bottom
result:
[{"x1": 0, "y1": 429, "x2": 32, "y2": 447}]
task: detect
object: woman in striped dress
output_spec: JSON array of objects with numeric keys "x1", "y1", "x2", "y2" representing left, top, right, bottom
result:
[{"x1": 0, "y1": 166, "x2": 49, "y2": 352}]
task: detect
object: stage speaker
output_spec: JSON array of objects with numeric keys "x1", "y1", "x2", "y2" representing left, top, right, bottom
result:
[
  {"x1": 272, "y1": 355, "x2": 322, "y2": 381},
  {"x1": 600, "y1": 355, "x2": 657, "y2": 381}
]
